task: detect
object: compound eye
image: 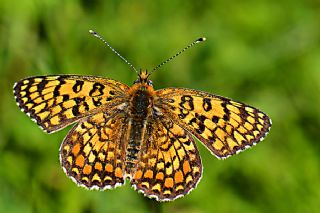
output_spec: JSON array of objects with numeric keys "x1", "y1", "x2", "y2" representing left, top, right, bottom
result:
[{"x1": 147, "y1": 80, "x2": 153, "y2": 86}]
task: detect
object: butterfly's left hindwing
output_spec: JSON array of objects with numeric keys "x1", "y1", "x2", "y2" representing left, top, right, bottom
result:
[
  {"x1": 60, "y1": 111, "x2": 127, "y2": 190},
  {"x1": 13, "y1": 75, "x2": 129, "y2": 133},
  {"x1": 155, "y1": 88, "x2": 272, "y2": 159}
]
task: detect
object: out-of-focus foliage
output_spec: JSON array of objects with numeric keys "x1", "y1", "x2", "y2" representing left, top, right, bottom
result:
[{"x1": 0, "y1": 0, "x2": 319, "y2": 212}]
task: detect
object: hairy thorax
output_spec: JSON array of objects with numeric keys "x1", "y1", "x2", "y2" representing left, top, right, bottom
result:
[{"x1": 129, "y1": 86, "x2": 154, "y2": 118}]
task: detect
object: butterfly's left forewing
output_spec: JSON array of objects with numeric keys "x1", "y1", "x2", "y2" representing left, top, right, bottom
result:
[
  {"x1": 155, "y1": 88, "x2": 272, "y2": 159},
  {"x1": 14, "y1": 75, "x2": 129, "y2": 133}
]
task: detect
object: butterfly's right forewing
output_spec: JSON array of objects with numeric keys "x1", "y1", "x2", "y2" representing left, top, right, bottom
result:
[{"x1": 155, "y1": 88, "x2": 272, "y2": 159}]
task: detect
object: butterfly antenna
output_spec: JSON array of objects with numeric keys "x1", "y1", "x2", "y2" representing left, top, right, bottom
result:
[
  {"x1": 150, "y1": 37, "x2": 206, "y2": 75},
  {"x1": 89, "y1": 30, "x2": 138, "y2": 74}
]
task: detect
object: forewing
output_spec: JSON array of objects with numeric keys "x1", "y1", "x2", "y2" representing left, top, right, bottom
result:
[
  {"x1": 13, "y1": 75, "x2": 129, "y2": 133},
  {"x1": 131, "y1": 115, "x2": 202, "y2": 201},
  {"x1": 60, "y1": 111, "x2": 127, "y2": 189},
  {"x1": 155, "y1": 88, "x2": 272, "y2": 159}
]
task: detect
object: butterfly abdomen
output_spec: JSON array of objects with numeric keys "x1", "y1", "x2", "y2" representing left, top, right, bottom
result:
[
  {"x1": 125, "y1": 87, "x2": 154, "y2": 174},
  {"x1": 125, "y1": 118, "x2": 146, "y2": 174}
]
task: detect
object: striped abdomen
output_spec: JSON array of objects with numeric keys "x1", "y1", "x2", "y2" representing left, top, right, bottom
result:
[{"x1": 125, "y1": 88, "x2": 153, "y2": 174}]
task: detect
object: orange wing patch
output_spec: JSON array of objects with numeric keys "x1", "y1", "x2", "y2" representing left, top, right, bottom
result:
[{"x1": 60, "y1": 111, "x2": 127, "y2": 189}]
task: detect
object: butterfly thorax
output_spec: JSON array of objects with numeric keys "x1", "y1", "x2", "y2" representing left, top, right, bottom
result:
[
  {"x1": 128, "y1": 84, "x2": 154, "y2": 115},
  {"x1": 125, "y1": 73, "x2": 155, "y2": 174}
]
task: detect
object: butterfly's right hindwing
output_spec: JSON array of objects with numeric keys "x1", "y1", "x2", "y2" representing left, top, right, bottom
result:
[{"x1": 131, "y1": 114, "x2": 202, "y2": 201}]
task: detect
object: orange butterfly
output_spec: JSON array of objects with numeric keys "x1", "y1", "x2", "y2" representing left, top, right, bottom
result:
[{"x1": 14, "y1": 31, "x2": 271, "y2": 201}]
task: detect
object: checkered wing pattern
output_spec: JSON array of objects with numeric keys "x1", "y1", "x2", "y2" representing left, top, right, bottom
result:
[{"x1": 131, "y1": 114, "x2": 202, "y2": 201}]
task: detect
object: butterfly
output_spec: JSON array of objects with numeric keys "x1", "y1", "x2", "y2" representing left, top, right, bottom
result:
[{"x1": 13, "y1": 30, "x2": 271, "y2": 201}]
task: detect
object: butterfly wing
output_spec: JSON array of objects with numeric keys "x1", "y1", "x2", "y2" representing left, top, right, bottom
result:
[
  {"x1": 60, "y1": 111, "x2": 127, "y2": 189},
  {"x1": 155, "y1": 88, "x2": 272, "y2": 159},
  {"x1": 13, "y1": 75, "x2": 129, "y2": 133},
  {"x1": 130, "y1": 114, "x2": 202, "y2": 201}
]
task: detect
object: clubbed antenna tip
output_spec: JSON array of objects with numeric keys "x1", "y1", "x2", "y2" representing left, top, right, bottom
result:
[
  {"x1": 197, "y1": 37, "x2": 206, "y2": 42},
  {"x1": 150, "y1": 36, "x2": 207, "y2": 74},
  {"x1": 89, "y1": 29, "x2": 138, "y2": 73}
]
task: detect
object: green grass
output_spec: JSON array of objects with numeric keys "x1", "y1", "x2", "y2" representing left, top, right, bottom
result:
[{"x1": 1, "y1": 0, "x2": 320, "y2": 212}]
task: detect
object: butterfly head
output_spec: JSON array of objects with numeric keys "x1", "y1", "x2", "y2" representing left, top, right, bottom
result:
[{"x1": 134, "y1": 69, "x2": 153, "y2": 86}]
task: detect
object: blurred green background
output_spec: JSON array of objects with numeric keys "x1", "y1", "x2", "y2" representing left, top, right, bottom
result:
[{"x1": 1, "y1": 0, "x2": 319, "y2": 212}]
